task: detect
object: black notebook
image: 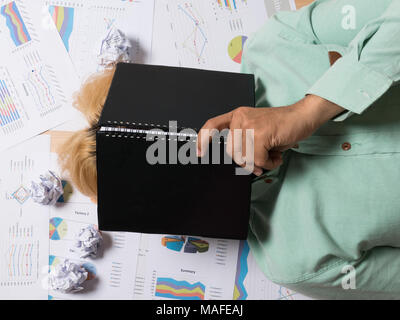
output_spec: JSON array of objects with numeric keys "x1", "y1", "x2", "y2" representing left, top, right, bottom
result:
[{"x1": 96, "y1": 63, "x2": 255, "y2": 239}]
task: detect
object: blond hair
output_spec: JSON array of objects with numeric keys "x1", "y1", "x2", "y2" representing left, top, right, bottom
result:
[{"x1": 58, "y1": 67, "x2": 116, "y2": 199}]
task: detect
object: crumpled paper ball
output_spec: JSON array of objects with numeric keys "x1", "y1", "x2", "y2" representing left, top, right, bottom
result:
[
  {"x1": 96, "y1": 26, "x2": 132, "y2": 69},
  {"x1": 49, "y1": 260, "x2": 88, "y2": 293},
  {"x1": 30, "y1": 170, "x2": 64, "y2": 205},
  {"x1": 73, "y1": 225, "x2": 103, "y2": 259}
]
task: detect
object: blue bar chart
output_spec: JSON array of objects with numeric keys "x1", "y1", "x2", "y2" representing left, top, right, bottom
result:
[{"x1": 0, "y1": 68, "x2": 24, "y2": 135}]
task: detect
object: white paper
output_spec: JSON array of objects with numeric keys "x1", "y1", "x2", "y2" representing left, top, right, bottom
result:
[
  {"x1": 47, "y1": 153, "x2": 140, "y2": 300},
  {"x1": 0, "y1": 0, "x2": 80, "y2": 151},
  {"x1": 0, "y1": 135, "x2": 50, "y2": 300},
  {"x1": 45, "y1": 0, "x2": 155, "y2": 132},
  {"x1": 152, "y1": 0, "x2": 268, "y2": 73},
  {"x1": 45, "y1": 0, "x2": 154, "y2": 81},
  {"x1": 264, "y1": 0, "x2": 296, "y2": 17},
  {"x1": 233, "y1": 241, "x2": 312, "y2": 300},
  {"x1": 133, "y1": 234, "x2": 239, "y2": 300}
]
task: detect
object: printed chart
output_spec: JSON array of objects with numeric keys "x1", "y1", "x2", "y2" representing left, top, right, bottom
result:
[
  {"x1": 0, "y1": 136, "x2": 50, "y2": 299},
  {"x1": 47, "y1": 153, "x2": 140, "y2": 300},
  {"x1": 0, "y1": 1, "x2": 31, "y2": 47},
  {"x1": 25, "y1": 64, "x2": 59, "y2": 117},
  {"x1": 133, "y1": 234, "x2": 239, "y2": 300},
  {"x1": 0, "y1": 67, "x2": 24, "y2": 136},
  {"x1": 49, "y1": 217, "x2": 68, "y2": 241},
  {"x1": 227, "y1": 35, "x2": 247, "y2": 64},
  {"x1": 152, "y1": 0, "x2": 267, "y2": 72},
  {"x1": 155, "y1": 277, "x2": 206, "y2": 300},
  {"x1": 48, "y1": 5, "x2": 75, "y2": 52},
  {"x1": 233, "y1": 241, "x2": 312, "y2": 300},
  {"x1": 162, "y1": 236, "x2": 209, "y2": 254},
  {"x1": 0, "y1": 0, "x2": 79, "y2": 152},
  {"x1": 2, "y1": 229, "x2": 40, "y2": 285},
  {"x1": 45, "y1": 0, "x2": 154, "y2": 80}
]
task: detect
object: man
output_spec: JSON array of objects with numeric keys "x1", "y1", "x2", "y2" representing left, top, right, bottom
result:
[{"x1": 198, "y1": 0, "x2": 400, "y2": 299}]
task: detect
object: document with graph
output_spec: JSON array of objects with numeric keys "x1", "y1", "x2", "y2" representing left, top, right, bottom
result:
[
  {"x1": 133, "y1": 234, "x2": 239, "y2": 300},
  {"x1": 233, "y1": 241, "x2": 312, "y2": 300},
  {"x1": 152, "y1": 0, "x2": 298, "y2": 72},
  {"x1": 45, "y1": 0, "x2": 155, "y2": 80},
  {"x1": 152, "y1": 0, "x2": 268, "y2": 72},
  {"x1": 0, "y1": 0, "x2": 79, "y2": 151},
  {"x1": 47, "y1": 153, "x2": 140, "y2": 300},
  {"x1": 0, "y1": 135, "x2": 50, "y2": 300}
]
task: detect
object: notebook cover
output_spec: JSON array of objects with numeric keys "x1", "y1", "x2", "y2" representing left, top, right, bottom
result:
[
  {"x1": 99, "y1": 63, "x2": 255, "y2": 130},
  {"x1": 97, "y1": 63, "x2": 255, "y2": 239}
]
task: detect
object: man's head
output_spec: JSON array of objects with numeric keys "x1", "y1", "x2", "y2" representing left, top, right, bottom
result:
[{"x1": 58, "y1": 67, "x2": 116, "y2": 200}]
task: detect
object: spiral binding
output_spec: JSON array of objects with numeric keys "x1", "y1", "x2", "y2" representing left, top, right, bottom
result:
[
  {"x1": 99, "y1": 126, "x2": 196, "y2": 141},
  {"x1": 104, "y1": 120, "x2": 198, "y2": 131},
  {"x1": 99, "y1": 125, "x2": 228, "y2": 145}
]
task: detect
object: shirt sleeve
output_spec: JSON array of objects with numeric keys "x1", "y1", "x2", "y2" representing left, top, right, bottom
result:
[{"x1": 307, "y1": 0, "x2": 400, "y2": 122}]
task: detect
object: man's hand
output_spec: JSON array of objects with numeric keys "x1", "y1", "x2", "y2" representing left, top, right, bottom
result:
[{"x1": 197, "y1": 95, "x2": 345, "y2": 176}]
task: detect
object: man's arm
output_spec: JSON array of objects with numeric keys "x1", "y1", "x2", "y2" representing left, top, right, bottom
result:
[{"x1": 307, "y1": 0, "x2": 400, "y2": 121}]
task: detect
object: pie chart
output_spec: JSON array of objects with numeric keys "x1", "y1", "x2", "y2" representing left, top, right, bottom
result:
[
  {"x1": 49, "y1": 255, "x2": 61, "y2": 270},
  {"x1": 49, "y1": 217, "x2": 68, "y2": 240},
  {"x1": 228, "y1": 35, "x2": 248, "y2": 64}
]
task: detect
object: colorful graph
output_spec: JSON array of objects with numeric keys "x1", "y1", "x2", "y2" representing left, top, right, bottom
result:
[
  {"x1": 178, "y1": 3, "x2": 208, "y2": 63},
  {"x1": 155, "y1": 277, "x2": 206, "y2": 300},
  {"x1": 7, "y1": 242, "x2": 35, "y2": 278},
  {"x1": 162, "y1": 236, "x2": 209, "y2": 253},
  {"x1": 184, "y1": 237, "x2": 209, "y2": 253},
  {"x1": 49, "y1": 218, "x2": 68, "y2": 241},
  {"x1": 26, "y1": 66, "x2": 56, "y2": 114},
  {"x1": 216, "y1": 0, "x2": 247, "y2": 11},
  {"x1": 48, "y1": 6, "x2": 75, "y2": 52},
  {"x1": 162, "y1": 236, "x2": 185, "y2": 252},
  {"x1": 56, "y1": 180, "x2": 73, "y2": 203},
  {"x1": 11, "y1": 186, "x2": 30, "y2": 205},
  {"x1": 49, "y1": 255, "x2": 61, "y2": 271},
  {"x1": 8, "y1": 223, "x2": 34, "y2": 239},
  {"x1": 233, "y1": 240, "x2": 249, "y2": 300},
  {"x1": 228, "y1": 35, "x2": 247, "y2": 64},
  {"x1": 0, "y1": 78, "x2": 21, "y2": 128},
  {"x1": 1, "y1": 1, "x2": 31, "y2": 47}
]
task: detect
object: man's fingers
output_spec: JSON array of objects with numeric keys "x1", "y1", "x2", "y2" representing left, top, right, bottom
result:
[
  {"x1": 197, "y1": 111, "x2": 233, "y2": 157},
  {"x1": 254, "y1": 144, "x2": 283, "y2": 171},
  {"x1": 271, "y1": 144, "x2": 298, "y2": 152},
  {"x1": 253, "y1": 166, "x2": 263, "y2": 176},
  {"x1": 264, "y1": 151, "x2": 283, "y2": 170}
]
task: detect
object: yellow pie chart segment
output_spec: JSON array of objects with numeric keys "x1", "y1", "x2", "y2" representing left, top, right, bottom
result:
[{"x1": 228, "y1": 35, "x2": 248, "y2": 64}]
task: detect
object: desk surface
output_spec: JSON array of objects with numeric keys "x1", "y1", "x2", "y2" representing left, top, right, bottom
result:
[{"x1": 46, "y1": 0, "x2": 313, "y2": 152}]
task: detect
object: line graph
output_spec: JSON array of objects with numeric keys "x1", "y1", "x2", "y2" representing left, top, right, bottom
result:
[
  {"x1": 160, "y1": 0, "x2": 267, "y2": 72},
  {"x1": 25, "y1": 65, "x2": 58, "y2": 117},
  {"x1": 7, "y1": 242, "x2": 34, "y2": 278},
  {"x1": 178, "y1": 3, "x2": 208, "y2": 64},
  {"x1": 0, "y1": 224, "x2": 39, "y2": 287}
]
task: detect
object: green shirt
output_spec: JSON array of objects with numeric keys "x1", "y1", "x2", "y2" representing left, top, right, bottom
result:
[{"x1": 241, "y1": 0, "x2": 400, "y2": 299}]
